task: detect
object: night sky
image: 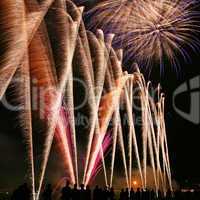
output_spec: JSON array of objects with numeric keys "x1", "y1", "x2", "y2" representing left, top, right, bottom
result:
[{"x1": 0, "y1": 0, "x2": 200, "y2": 192}]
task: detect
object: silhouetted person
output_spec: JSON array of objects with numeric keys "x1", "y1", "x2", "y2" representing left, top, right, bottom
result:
[
  {"x1": 135, "y1": 188, "x2": 141, "y2": 200},
  {"x1": 93, "y1": 185, "x2": 98, "y2": 200},
  {"x1": 109, "y1": 187, "x2": 115, "y2": 200},
  {"x1": 72, "y1": 184, "x2": 79, "y2": 200},
  {"x1": 11, "y1": 186, "x2": 19, "y2": 200},
  {"x1": 42, "y1": 184, "x2": 52, "y2": 200},
  {"x1": 130, "y1": 188, "x2": 135, "y2": 200},
  {"x1": 166, "y1": 189, "x2": 172, "y2": 200},
  {"x1": 79, "y1": 184, "x2": 86, "y2": 200},
  {"x1": 93, "y1": 185, "x2": 102, "y2": 200},
  {"x1": 11, "y1": 183, "x2": 30, "y2": 200},
  {"x1": 99, "y1": 188, "x2": 104, "y2": 200},
  {"x1": 146, "y1": 189, "x2": 151, "y2": 200},
  {"x1": 85, "y1": 185, "x2": 91, "y2": 200},
  {"x1": 150, "y1": 189, "x2": 155, "y2": 200},
  {"x1": 106, "y1": 187, "x2": 111, "y2": 200},
  {"x1": 157, "y1": 190, "x2": 162, "y2": 200},
  {"x1": 141, "y1": 189, "x2": 145, "y2": 200},
  {"x1": 125, "y1": 188, "x2": 129, "y2": 200},
  {"x1": 61, "y1": 181, "x2": 71, "y2": 200},
  {"x1": 142, "y1": 189, "x2": 149, "y2": 200},
  {"x1": 101, "y1": 187, "x2": 107, "y2": 200},
  {"x1": 11, "y1": 186, "x2": 21, "y2": 200},
  {"x1": 119, "y1": 189, "x2": 126, "y2": 200}
]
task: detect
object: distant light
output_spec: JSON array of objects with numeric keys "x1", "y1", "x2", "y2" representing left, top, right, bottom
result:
[{"x1": 133, "y1": 181, "x2": 137, "y2": 186}]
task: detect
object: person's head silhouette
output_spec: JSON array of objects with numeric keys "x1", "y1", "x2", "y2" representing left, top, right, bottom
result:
[
  {"x1": 86, "y1": 185, "x2": 90, "y2": 190},
  {"x1": 66, "y1": 180, "x2": 70, "y2": 187},
  {"x1": 74, "y1": 183, "x2": 77, "y2": 189},
  {"x1": 80, "y1": 184, "x2": 84, "y2": 190},
  {"x1": 95, "y1": 185, "x2": 99, "y2": 189}
]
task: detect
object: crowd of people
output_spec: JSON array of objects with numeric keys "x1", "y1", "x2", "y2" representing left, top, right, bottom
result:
[{"x1": 10, "y1": 182, "x2": 200, "y2": 200}]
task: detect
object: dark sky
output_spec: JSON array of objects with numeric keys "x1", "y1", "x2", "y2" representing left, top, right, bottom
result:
[
  {"x1": 161, "y1": 53, "x2": 200, "y2": 186},
  {"x1": 0, "y1": 0, "x2": 200, "y2": 192}
]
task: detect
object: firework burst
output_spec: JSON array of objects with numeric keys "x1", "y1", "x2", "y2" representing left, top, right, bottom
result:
[{"x1": 86, "y1": 0, "x2": 200, "y2": 73}]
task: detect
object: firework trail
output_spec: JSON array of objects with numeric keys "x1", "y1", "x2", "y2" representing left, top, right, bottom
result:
[
  {"x1": 17, "y1": 54, "x2": 36, "y2": 200},
  {"x1": 144, "y1": 81, "x2": 172, "y2": 192},
  {"x1": 105, "y1": 64, "x2": 120, "y2": 188},
  {"x1": 54, "y1": 112, "x2": 75, "y2": 181},
  {"x1": 137, "y1": 77, "x2": 159, "y2": 191},
  {"x1": 107, "y1": 66, "x2": 172, "y2": 191},
  {"x1": 137, "y1": 79, "x2": 148, "y2": 189},
  {"x1": 148, "y1": 86, "x2": 162, "y2": 181},
  {"x1": 75, "y1": 28, "x2": 114, "y2": 184},
  {"x1": 0, "y1": 0, "x2": 55, "y2": 100},
  {"x1": 160, "y1": 97, "x2": 173, "y2": 192},
  {"x1": 52, "y1": 177, "x2": 67, "y2": 200},
  {"x1": 26, "y1": 0, "x2": 56, "y2": 43},
  {"x1": 17, "y1": 25, "x2": 36, "y2": 199},
  {"x1": 127, "y1": 81, "x2": 133, "y2": 188},
  {"x1": 147, "y1": 93, "x2": 172, "y2": 192},
  {"x1": 60, "y1": 107, "x2": 74, "y2": 156},
  {"x1": 86, "y1": 0, "x2": 200, "y2": 72},
  {"x1": 89, "y1": 132, "x2": 112, "y2": 185},
  {"x1": 124, "y1": 77, "x2": 144, "y2": 189},
  {"x1": 148, "y1": 88, "x2": 169, "y2": 191},
  {"x1": 0, "y1": 2, "x2": 36, "y2": 199},
  {"x1": 109, "y1": 110, "x2": 119, "y2": 188},
  {"x1": 145, "y1": 84, "x2": 159, "y2": 192},
  {"x1": 46, "y1": 0, "x2": 84, "y2": 185},
  {"x1": 92, "y1": 33, "x2": 116, "y2": 187},
  {"x1": 148, "y1": 102, "x2": 164, "y2": 191},
  {"x1": 78, "y1": 21, "x2": 95, "y2": 83},
  {"x1": 88, "y1": 35, "x2": 116, "y2": 185},
  {"x1": 64, "y1": 40, "x2": 79, "y2": 184},
  {"x1": 65, "y1": 71, "x2": 79, "y2": 185},
  {"x1": 27, "y1": 2, "x2": 83, "y2": 198},
  {"x1": 147, "y1": 118, "x2": 158, "y2": 192},
  {"x1": 36, "y1": 6, "x2": 83, "y2": 199},
  {"x1": 103, "y1": 52, "x2": 123, "y2": 187},
  {"x1": 28, "y1": 16, "x2": 71, "y2": 197},
  {"x1": 100, "y1": 145, "x2": 108, "y2": 187},
  {"x1": 118, "y1": 111, "x2": 130, "y2": 188},
  {"x1": 85, "y1": 73, "x2": 131, "y2": 185},
  {"x1": 55, "y1": 107, "x2": 75, "y2": 174},
  {"x1": 90, "y1": 40, "x2": 118, "y2": 186},
  {"x1": 73, "y1": 31, "x2": 107, "y2": 184},
  {"x1": 84, "y1": 46, "x2": 124, "y2": 184},
  {"x1": 100, "y1": 67, "x2": 130, "y2": 188},
  {"x1": 82, "y1": 29, "x2": 107, "y2": 184},
  {"x1": 0, "y1": 1, "x2": 56, "y2": 198},
  {"x1": 0, "y1": 0, "x2": 27, "y2": 99}
]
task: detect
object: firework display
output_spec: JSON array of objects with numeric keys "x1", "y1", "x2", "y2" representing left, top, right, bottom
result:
[
  {"x1": 86, "y1": 0, "x2": 200, "y2": 72},
  {"x1": 1, "y1": 0, "x2": 199, "y2": 199}
]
